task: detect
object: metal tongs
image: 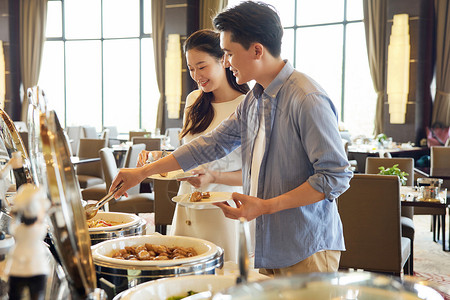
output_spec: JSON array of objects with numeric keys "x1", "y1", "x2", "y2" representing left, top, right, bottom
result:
[
  {"x1": 180, "y1": 218, "x2": 251, "y2": 300},
  {"x1": 237, "y1": 217, "x2": 251, "y2": 284},
  {"x1": 84, "y1": 182, "x2": 124, "y2": 220}
]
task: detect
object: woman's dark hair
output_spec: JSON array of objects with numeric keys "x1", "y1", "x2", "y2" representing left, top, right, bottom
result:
[
  {"x1": 213, "y1": 1, "x2": 283, "y2": 57},
  {"x1": 180, "y1": 29, "x2": 249, "y2": 139}
]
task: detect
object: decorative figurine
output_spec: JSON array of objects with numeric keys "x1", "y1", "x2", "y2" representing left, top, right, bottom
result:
[{"x1": 4, "y1": 183, "x2": 50, "y2": 300}]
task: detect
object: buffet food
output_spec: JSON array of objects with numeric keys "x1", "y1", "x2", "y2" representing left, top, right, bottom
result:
[
  {"x1": 110, "y1": 243, "x2": 198, "y2": 261},
  {"x1": 189, "y1": 191, "x2": 211, "y2": 202},
  {"x1": 87, "y1": 219, "x2": 122, "y2": 228}
]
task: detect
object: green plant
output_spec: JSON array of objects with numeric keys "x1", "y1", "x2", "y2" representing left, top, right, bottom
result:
[{"x1": 378, "y1": 164, "x2": 409, "y2": 186}]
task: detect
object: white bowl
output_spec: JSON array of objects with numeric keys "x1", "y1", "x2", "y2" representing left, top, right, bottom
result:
[
  {"x1": 88, "y1": 212, "x2": 141, "y2": 232},
  {"x1": 117, "y1": 275, "x2": 236, "y2": 300},
  {"x1": 91, "y1": 234, "x2": 218, "y2": 267}
]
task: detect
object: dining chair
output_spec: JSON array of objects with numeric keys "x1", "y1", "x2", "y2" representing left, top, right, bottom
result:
[
  {"x1": 99, "y1": 147, "x2": 154, "y2": 214},
  {"x1": 82, "y1": 126, "x2": 99, "y2": 139},
  {"x1": 153, "y1": 179, "x2": 180, "y2": 235},
  {"x1": 66, "y1": 126, "x2": 83, "y2": 156},
  {"x1": 122, "y1": 143, "x2": 147, "y2": 194},
  {"x1": 165, "y1": 127, "x2": 182, "y2": 149},
  {"x1": 104, "y1": 126, "x2": 120, "y2": 147},
  {"x1": 338, "y1": 174, "x2": 412, "y2": 276},
  {"x1": 76, "y1": 138, "x2": 107, "y2": 188},
  {"x1": 129, "y1": 131, "x2": 150, "y2": 141},
  {"x1": 131, "y1": 137, "x2": 161, "y2": 151},
  {"x1": 365, "y1": 157, "x2": 415, "y2": 272}
]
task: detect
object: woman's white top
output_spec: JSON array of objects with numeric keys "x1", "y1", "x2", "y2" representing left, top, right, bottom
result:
[{"x1": 170, "y1": 90, "x2": 245, "y2": 263}]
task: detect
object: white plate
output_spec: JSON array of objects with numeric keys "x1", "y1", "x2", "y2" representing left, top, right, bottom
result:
[
  {"x1": 88, "y1": 212, "x2": 141, "y2": 232},
  {"x1": 148, "y1": 169, "x2": 197, "y2": 180},
  {"x1": 116, "y1": 275, "x2": 236, "y2": 300},
  {"x1": 91, "y1": 235, "x2": 218, "y2": 267},
  {"x1": 172, "y1": 192, "x2": 233, "y2": 208}
]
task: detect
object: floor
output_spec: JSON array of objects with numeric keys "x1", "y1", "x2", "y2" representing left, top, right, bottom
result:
[{"x1": 412, "y1": 215, "x2": 450, "y2": 298}]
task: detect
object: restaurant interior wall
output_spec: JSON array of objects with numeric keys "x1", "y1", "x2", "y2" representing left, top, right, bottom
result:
[
  {"x1": 0, "y1": 0, "x2": 21, "y2": 121},
  {"x1": 383, "y1": 0, "x2": 434, "y2": 145},
  {"x1": 162, "y1": 0, "x2": 199, "y2": 131}
]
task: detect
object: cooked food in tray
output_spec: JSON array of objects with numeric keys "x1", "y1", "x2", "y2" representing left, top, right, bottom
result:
[
  {"x1": 87, "y1": 219, "x2": 122, "y2": 228},
  {"x1": 110, "y1": 243, "x2": 198, "y2": 261},
  {"x1": 189, "y1": 191, "x2": 211, "y2": 202}
]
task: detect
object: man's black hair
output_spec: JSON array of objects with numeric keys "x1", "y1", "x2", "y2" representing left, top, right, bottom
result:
[{"x1": 213, "y1": 1, "x2": 283, "y2": 58}]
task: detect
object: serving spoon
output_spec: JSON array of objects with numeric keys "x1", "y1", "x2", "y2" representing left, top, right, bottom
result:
[{"x1": 84, "y1": 182, "x2": 124, "y2": 220}]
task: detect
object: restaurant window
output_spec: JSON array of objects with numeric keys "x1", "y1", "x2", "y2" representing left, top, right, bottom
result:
[
  {"x1": 227, "y1": 0, "x2": 377, "y2": 137},
  {"x1": 39, "y1": 0, "x2": 159, "y2": 133}
]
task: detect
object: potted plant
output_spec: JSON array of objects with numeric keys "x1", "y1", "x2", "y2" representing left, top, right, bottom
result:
[{"x1": 378, "y1": 164, "x2": 409, "y2": 186}]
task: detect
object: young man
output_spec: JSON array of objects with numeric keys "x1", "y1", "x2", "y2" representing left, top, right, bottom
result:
[{"x1": 111, "y1": 1, "x2": 352, "y2": 275}]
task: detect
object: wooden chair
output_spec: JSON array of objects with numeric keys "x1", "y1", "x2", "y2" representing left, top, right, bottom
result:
[
  {"x1": 123, "y1": 143, "x2": 148, "y2": 194},
  {"x1": 338, "y1": 174, "x2": 412, "y2": 276},
  {"x1": 82, "y1": 126, "x2": 98, "y2": 139},
  {"x1": 66, "y1": 126, "x2": 83, "y2": 156},
  {"x1": 131, "y1": 137, "x2": 161, "y2": 151},
  {"x1": 165, "y1": 127, "x2": 182, "y2": 149},
  {"x1": 154, "y1": 179, "x2": 180, "y2": 235},
  {"x1": 365, "y1": 157, "x2": 415, "y2": 272},
  {"x1": 129, "y1": 131, "x2": 150, "y2": 141},
  {"x1": 76, "y1": 138, "x2": 107, "y2": 188},
  {"x1": 99, "y1": 148, "x2": 154, "y2": 214}
]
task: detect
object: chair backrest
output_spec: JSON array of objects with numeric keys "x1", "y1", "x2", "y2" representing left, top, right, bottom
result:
[
  {"x1": 430, "y1": 146, "x2": 450, "y2": 177},
  {"x1": 123, "y1": 144, "x2": 146, "y2": 168},
  {"x1": 131, "y1": 137, "x2": 161, "y2": 151},
  {"x1": 365, "y1": 157, "x2": 414, "y2": 186},
  {"x1": 165, "y1": 127, "x2": 182, "y2": 148},
  {"x1": 99, "y1": 147, "x2": 118, "y2": 189},
  {"x1": 338, "y1": 174, "x2": 403, "y2": 273},
  {"x1": 82, "y1": 126, "x2": 98, "y2": 139},
  {"x1": 76, "y1": 138, "x2": 107, "y2": 178},
  {"x1": 129, "y1": 131, "x2": 150, "y2": 141},
  {"x1": 122, "y1": 144, "x2": 146, "y2": 195},
  {"x1": 154, "y1": 179, "x2": 180, "y2": 226},
  {"x1": 100, "y1": 128, "x2": 110, "y2": 146},
  {"x1": 66, "y1": 126, "x2": 83, "y2": 156},
  {"x1": 104, "y1": 126, "x2": 118, "y2": 139}
]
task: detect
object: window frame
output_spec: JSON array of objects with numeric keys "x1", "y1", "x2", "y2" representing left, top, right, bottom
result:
[{"x1": 44, "y1": 0, "x2": 153, "y2": 131}]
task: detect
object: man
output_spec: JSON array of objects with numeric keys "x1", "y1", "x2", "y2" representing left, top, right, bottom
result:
[{"x1": 111, "y1": 1, "x2": 352, "y2": 275}]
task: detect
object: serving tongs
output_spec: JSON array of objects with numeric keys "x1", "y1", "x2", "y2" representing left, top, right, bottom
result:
[{"x1": 84, "y1": 182, "x2": 124, "y2": 220}]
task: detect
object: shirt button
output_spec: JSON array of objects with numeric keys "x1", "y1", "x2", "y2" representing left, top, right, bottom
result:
[{"x1": 186, "y1": 220, "x2": 192, "y2": 225}]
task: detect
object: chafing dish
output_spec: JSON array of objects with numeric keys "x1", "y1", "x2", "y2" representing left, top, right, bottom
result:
[
  {"x1": 213, "y1": 271, "x2": 444, "y2": 299},
  {"x1": 114, "y1": 274, "x2": 236, "y2": 300},
  {"x1": 91, "y1": 235, "x2": 224, "y2": 297},
  {"x1": 40, "y1": 110, "x2": 105, "y2": 299},
  {"x1": 88, "y1": 212, "x2": 146, "y2": 245}
]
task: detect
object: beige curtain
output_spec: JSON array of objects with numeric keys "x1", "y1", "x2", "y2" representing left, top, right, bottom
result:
[
  {"x1": 152, "y1": 0, "x2": 166, "y2": 130},
  {"x1": 199, "y1": 0, "x2": 227, "y2": 29},
  {"x1": 19, "y1": 0, "x2": 47, "y2": 121},
  {"x1": 363, "y1": 0, "x2": 387, "y2": 135},
  {"x1": 431, "y1": 0, "x2": 450, "y2": 126}
]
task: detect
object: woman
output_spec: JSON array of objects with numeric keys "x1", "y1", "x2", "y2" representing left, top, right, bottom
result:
[{"x1": 138, "y1": 29, "x2": 249, "y2": 262}]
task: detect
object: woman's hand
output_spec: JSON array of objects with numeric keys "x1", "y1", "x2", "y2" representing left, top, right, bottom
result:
[
  {"x1": 181, "y1": 168, "x2": 216, "y2": 188},
  {"x1": 136, "y1": 150, "x2": 162, "y2": 167}
]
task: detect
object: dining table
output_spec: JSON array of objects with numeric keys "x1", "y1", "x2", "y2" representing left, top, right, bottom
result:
[
  {"x1": 348, "y1": 144, "x2": 429, "y2": 173},
  {"x1": 401, "y1": 186, "x2": 449, "y2": 251}
]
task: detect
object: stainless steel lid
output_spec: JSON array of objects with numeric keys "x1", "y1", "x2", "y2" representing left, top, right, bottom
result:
[
  {"x1": 0, "y1": 108, "x2": 34, "y2": 185},
  {"x1": 40, "y1": 110, "x2": 97, "y2": 297},
  {"x1": 213, "y1": 271, "x2": 444, "y2": 299}
]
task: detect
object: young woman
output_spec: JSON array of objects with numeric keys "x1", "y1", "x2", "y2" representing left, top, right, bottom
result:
[{"x1": 138, "y1": 29, "x2": 249, "y2": 262}]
